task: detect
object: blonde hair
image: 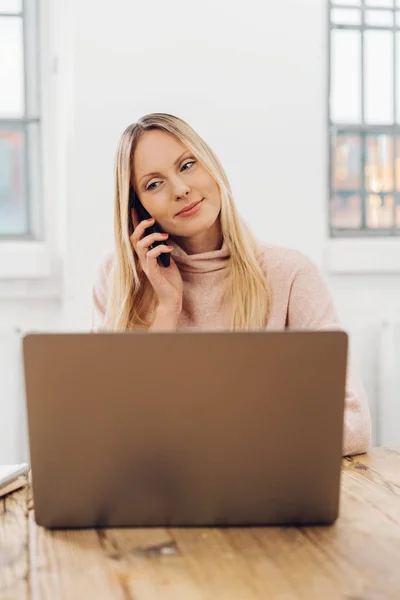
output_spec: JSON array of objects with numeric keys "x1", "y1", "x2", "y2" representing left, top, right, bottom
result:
[{"x1": 107, "y1": 113, "x2": 272, "y2": 330}]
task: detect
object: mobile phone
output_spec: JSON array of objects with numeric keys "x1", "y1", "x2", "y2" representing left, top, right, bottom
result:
[{"x1": 129, "y1": 187, "x2": 170, "y2": 267}]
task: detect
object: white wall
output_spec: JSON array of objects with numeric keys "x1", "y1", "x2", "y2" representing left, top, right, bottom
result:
[
  {"x1": 1, "y1": 0, "x2": 399, "y2": 446},
  {"x1": 58, "y1": 0, "x2": 330, "y2": 328}
]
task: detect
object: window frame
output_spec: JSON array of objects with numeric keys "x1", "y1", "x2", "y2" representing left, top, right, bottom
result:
[
  {"x1": 329, "y1": 0, "x2": 400, "y2": 238},
  {"x1": 0, "y1": 0, "x2": 43, "y2": 241},
  {"x1": 0, "y1": 0, "x2": 58, "y2": 289},
  {"x1": 326, "y1": 0, "x2": 400, "y2": 274}
]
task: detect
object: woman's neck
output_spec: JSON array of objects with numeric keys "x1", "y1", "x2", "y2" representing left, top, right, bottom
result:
[{"x1": 173, "y1": 221, "x2": 223, "y2": 255}]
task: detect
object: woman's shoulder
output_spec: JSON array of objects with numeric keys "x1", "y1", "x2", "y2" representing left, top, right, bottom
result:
[
  {"x1": 97, "y1": 249, "x2": 116, "y2": 273},
  {"x1": 92, "y1": 250, "x2": 116, "y2": 327},
  {"x1": 93, "y1": 250, "x2": 116, "y2": 290},
  {"x1": 254, "y1": 240, "x2": 317, "y2": 279}
]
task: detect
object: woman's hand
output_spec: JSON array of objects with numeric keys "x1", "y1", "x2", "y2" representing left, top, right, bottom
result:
[{"x1": 130, "y1": 208, "x2": 183, "y2": 312}]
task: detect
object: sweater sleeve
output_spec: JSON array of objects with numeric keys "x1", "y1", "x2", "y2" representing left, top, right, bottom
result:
[
  {"x1": 92, "y1": 253, "x2": 114, "y2": 331},
  {"x1": 287, "y1": 252, "x2": 372, "y2": 457}
]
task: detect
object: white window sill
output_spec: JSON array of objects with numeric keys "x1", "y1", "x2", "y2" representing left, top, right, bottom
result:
[
  {"x1": 0, "y1": 242, "x2": 52, "y2": 279},
  {"x1": 324, "y1": 238, "x2": 400, "y2": 274},
  {"x1": 0, "y1": 242, "x2": 62, "y2": 299}
]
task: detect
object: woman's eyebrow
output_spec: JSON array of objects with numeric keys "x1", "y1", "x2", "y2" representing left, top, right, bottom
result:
[{"x1": 139, "y1": 152, "x2": 189, "y2": 183}]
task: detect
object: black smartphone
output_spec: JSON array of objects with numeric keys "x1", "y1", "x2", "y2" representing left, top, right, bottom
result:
[{"x1": 129, "y1": 187, "x2": 170, "y2": 268}]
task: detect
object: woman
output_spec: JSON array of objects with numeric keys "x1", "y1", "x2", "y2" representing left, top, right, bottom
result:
[{"x1": 92, "y1": 112, "x2": 371, "y2": 456}]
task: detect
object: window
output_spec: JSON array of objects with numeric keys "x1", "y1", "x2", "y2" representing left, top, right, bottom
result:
[
  {"x1": 329, "y1": 0, "x2": 400, "y2": 237},
  {"x1": 0, "y1": 0, "x2": 41, "y2": 240}
]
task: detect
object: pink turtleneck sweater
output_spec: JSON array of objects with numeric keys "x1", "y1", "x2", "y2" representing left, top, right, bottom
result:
[{"x1": 92, "y1": 238, "x2": 372, "y2": 457}]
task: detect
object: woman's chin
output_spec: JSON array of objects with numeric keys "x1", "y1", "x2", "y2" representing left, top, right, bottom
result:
[{"x1": 174, "y1": 219, "x2": 218, "y2": 239}]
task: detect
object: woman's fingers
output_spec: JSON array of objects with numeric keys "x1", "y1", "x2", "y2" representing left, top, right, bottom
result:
[
  {"x1": 137, "y1": 232, "x2": 168, "y2": 250},
  {"x1": 130, "y1": 222, "x2": 172, "y2": 271},
  {"x1": 130, "y1": 217, "x2": 155, "y2": 245},
  {"x1": 146, "y1": 245, "x2": 173, "y2": 260}
]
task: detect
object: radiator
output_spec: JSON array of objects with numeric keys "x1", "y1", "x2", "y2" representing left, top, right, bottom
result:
[
  {"x1": 0, "y1": 328, "x2": 29, "y2": 464},
  {"x1": 379, "y1": 319, "x2": 400, "y2": 446}
]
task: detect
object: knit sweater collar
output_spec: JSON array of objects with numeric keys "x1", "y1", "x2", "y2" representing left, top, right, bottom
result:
[{"x1": 169, "y1": 237, "x2": 231, "y2": 274}]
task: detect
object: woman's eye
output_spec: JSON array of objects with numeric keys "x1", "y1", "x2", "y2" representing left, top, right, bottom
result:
[
  {"x1": 146, "y1": 161, "x2": 195, "y2": 191},
  {"x1": 182, "y1": 160, "x2": 195, "y2": 171}
]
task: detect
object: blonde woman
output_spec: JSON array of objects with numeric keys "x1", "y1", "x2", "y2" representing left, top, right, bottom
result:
[{"x1": 92, "y1": 112, "x2": 371, "y2": 457}]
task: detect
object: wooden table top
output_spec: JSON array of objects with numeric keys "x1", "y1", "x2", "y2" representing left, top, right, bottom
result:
[{"x1": 1, "y1": 446, "x2": 400, "y2": 600}]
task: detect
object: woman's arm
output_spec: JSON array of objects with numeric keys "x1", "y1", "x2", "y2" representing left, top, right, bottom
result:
[
  {"x1": 287, "y1": 253, "x2": 372, "y2": 456},
  {"x1": 149, "y1": 305, "x2": 181, "y2": 331},
  {"x1": 91, "y1": 253, "x2": 181, "y2": 332}
]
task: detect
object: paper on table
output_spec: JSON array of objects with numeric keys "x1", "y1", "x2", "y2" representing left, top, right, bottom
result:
[
  {"x1": 0, "y1": 476, "x2": 27, "y2": 498},
  {"x1": 0, "y1": 463, "x2": 29, "y2": 489}
]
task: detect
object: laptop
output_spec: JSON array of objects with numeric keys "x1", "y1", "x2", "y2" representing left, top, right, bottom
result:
[{"x1": 22, "y1": 330, "x2": 347, "y2": 529}]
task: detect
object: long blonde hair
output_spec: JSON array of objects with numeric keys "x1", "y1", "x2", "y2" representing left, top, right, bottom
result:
[{"x1": 107, "y1": 113, "x2": 272, "y2": 330}]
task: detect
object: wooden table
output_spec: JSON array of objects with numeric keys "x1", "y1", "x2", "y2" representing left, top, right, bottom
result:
[{"x1": 1, "y1": 446, "x2": 400, "y2": 600}]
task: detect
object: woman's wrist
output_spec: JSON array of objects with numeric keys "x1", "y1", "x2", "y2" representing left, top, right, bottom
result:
[{"x1": 149, "y1": 303, "x2": 181, "y2": 331}]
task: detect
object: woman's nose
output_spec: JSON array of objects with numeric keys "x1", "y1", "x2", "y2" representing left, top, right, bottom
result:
[{"x1": 171, "y1": 175, "x2": 190, "y2": 199}]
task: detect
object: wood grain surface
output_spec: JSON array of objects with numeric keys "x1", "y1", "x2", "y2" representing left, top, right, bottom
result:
[{"x1": 1, "y1": 446, "x2": 400, "y2": 600}]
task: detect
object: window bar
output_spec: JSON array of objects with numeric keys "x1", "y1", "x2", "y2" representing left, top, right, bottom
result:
[
  {"x1": 393, "y1": 13, "x2": 398, "y2": 234},
  {"x1": 0, "y1": 12, "x2": 22, "y2": 17},
  {"x1": 332, "y1": 25, "x2": 400, "y2": 32},
  {"x1": 361, "y1": 0, "x2": 367, "y2": 230},
  {"x1": 0, "y1": 117, "x2": 39, "y2": 125},
  {"x1": 21, "y1": 0, "x2": 31, "y2": 237},
  {"x1": 331, "y1": 4, "x2": 394, "y2": 11},
  {"x1": 330, "y1": 123, "x2": 400, "y2": 133},
  {"x1": 22, "y1": 0, "x2": 28, "y2": 117},
  {"x1": 328, "y1": 2, "x2": 333, "y2": 236}
]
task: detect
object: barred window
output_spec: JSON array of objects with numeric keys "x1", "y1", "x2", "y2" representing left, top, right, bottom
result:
[
  {"x1": 0, "y1": 0, "x2": 41, "y2": 240},
  {"x1": 330, "y1": 0, "x2": 400, "y2": 236}
]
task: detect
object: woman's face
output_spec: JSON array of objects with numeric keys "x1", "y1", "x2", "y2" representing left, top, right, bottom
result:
[{"x1": 132, "y1": 129, "x2": 221, "y2": 237}]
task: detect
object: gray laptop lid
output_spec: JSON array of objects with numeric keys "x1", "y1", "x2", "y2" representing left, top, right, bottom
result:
[{"x1": 22, "y1": 330, "x2": 347, "y2": 528}]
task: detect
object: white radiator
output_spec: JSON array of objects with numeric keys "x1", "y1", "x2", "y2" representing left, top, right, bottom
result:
[
  {"x1": 379, "y1": 319, "x2": 400, "y2": 446},
  {"x1": 0, "y1": 328, "x2": 29, "y2": 464}
]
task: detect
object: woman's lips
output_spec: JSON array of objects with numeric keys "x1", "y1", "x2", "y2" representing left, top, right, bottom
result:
[{"x1": 176, "y1": 199, "x2": 204, "y2": 218}]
